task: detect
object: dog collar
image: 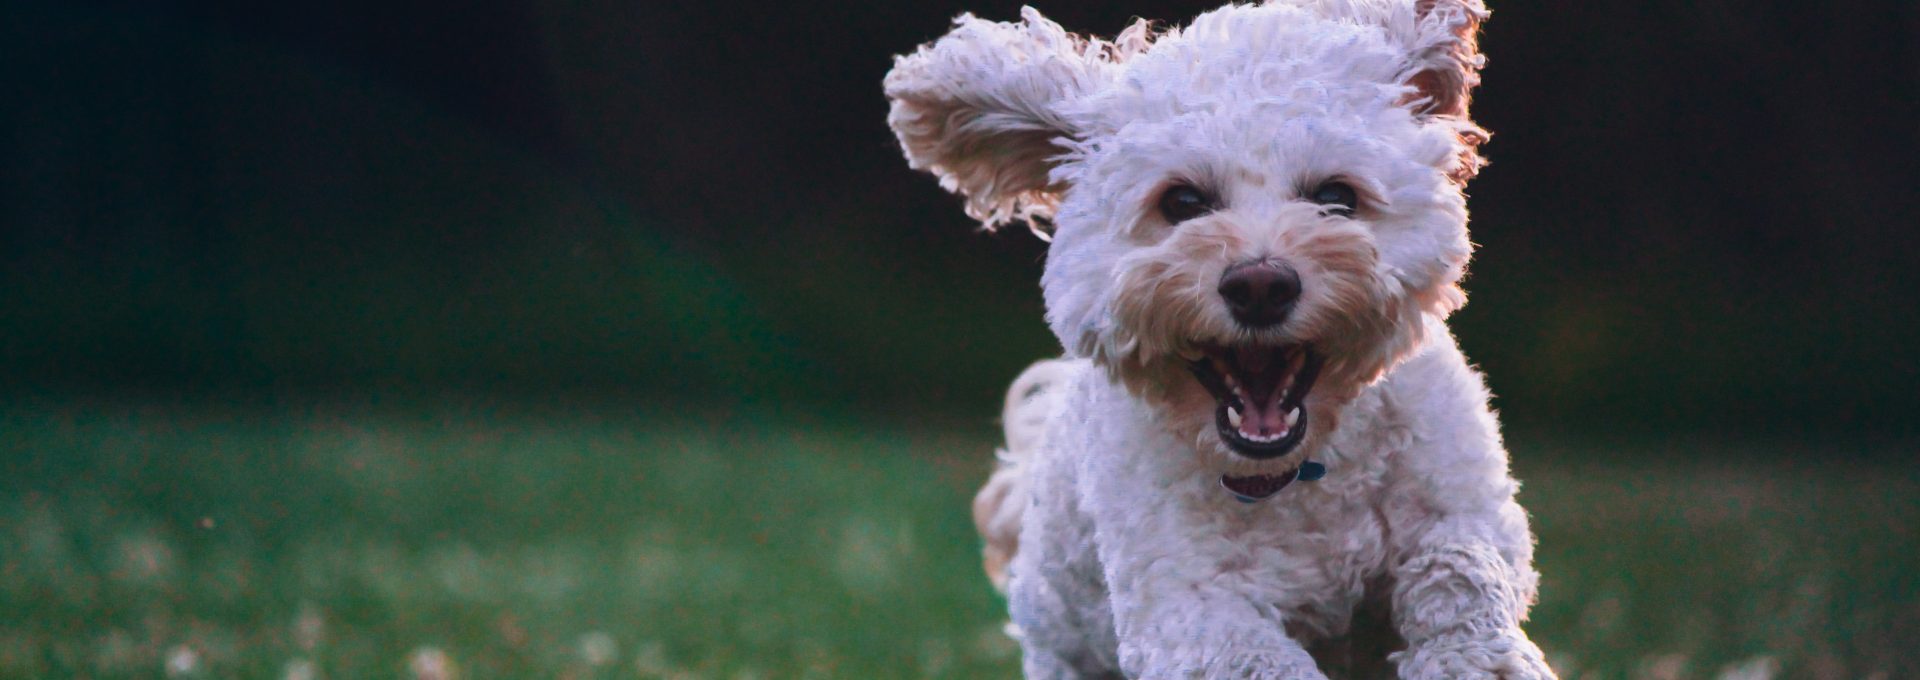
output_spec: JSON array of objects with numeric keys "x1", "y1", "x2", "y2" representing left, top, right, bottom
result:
[{"x1": 1221, "y1": 460, "x2": 1325, "y2": 503}]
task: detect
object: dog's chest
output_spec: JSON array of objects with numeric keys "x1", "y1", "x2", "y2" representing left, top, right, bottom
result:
[
  {"x1": 1225, "y1": 467, "x2": 1392, "y2": 626},
  {"x1": 1072, "y1": 377, "x2": 1410, "y2": 636},
  {"x1": 1213, "y1": 414, "x2": 1404, "y2": 636}
]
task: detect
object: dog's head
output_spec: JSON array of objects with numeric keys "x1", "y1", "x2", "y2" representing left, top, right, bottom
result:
[{"x1": 887, "y1": 1, "x2": 1489, "y2": 470}]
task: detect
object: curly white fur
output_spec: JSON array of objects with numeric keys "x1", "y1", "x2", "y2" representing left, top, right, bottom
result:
[{"x1": 888, "y1": 2, "x2": 1553, "y2": 678}]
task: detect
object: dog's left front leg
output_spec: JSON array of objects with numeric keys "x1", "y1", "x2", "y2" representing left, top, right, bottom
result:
[
  {"x1": 1381, "y1": 469, "x2": 1554, "y2": 679},
  {"x1": 1380, "y1": 343, "x2": 1556, "y2": 680},
  {"x1": 1386, "y1": 535, "x2": 1554, "y2": 680},
  {"x1": 1380, "y1": 456, "x2": 1555, "y2": 680}
]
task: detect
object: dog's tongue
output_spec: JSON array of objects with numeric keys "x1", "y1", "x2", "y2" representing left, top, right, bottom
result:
[
  {"x1": 1233, "y1": 348, "x2": 1289, "y2": 438},
  {"x1": 1238, "y1": 398, "x2": 1289, "y2": 439}
]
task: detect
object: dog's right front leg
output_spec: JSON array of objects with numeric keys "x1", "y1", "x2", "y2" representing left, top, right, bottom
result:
[
  {"x1": 1103, "y1": 569, "x2": 1327, "y2": 679},
  {"x1": 1089, "y1": 484, "x2": 1328, "y2": 679}
]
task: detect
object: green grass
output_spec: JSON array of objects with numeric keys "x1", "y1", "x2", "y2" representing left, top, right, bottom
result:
[{"x1": 0, "y1": 403, "x2": 1913, "y2": 678}]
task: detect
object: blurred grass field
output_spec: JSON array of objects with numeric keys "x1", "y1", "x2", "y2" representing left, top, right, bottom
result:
[{"x1": 1, "y1": 401, "x2": 1914, "y2": 679}]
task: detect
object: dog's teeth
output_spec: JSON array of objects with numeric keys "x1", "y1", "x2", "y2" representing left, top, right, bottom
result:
[
  {"x1": 1178, "y1": 348, "x2": 1204, "y2": 361},
  {"x1": 1226, "y1": 406, "x2": 1243, "y2": 428},
  {"x1": 1284, "y1": 407, "x2": 1300, "y2": 427}
]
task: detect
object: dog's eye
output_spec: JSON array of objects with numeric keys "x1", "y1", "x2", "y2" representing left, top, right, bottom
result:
[
  {"x1": 1157, "y1": 185, "x2": 1216, "y2": 224},
  {"x1": 1308, "y1": 181, "x2": 1359, "y2": 217}
]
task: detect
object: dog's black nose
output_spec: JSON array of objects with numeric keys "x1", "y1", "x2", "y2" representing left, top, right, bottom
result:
[{"x1": 1218, "y1": 260, "x2": 1300, "y2": 328}]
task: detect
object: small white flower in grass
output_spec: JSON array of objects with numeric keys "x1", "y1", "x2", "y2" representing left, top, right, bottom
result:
[
  {"x1": 407, "y1": 646, "x2": 457, "y2": 680},
  {"x1": 1638, "y1": 653, "x2": 1689, "y2": 680},
  {"x1": 283, "y1": 658, "x2": 319, "y2": 680},
  {"x1": 1715, "y1": 655, "x2": 1779, "y2": 680},
  {"x1": 163, "y1": 645, "x2": 199, "y2": 677},
  {"x1": 293, "y1": 603, "x2": 325, "y2": 651},
  {"x1": 577, "y1": 631, "x2": 617, "y2": 667}
]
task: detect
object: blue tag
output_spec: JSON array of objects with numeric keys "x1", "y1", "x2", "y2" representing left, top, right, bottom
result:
[{"x1": 1296, "y1": 460, "x2": 1326, "y2": 482}]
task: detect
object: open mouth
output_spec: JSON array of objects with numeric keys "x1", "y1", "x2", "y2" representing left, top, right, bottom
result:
[{"x1": 1186, "y1": 344, "x2": 1324, "y2": 459}]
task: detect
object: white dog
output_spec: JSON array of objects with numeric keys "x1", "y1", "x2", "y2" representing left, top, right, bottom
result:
[{"x1": 886, "y1": 2, "x2": 1554, "y2": 678}]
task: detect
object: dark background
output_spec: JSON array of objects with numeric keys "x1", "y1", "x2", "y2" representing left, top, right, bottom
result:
[{"x1": 5, "y1": 0, "x2": 1918, "y2": 437}]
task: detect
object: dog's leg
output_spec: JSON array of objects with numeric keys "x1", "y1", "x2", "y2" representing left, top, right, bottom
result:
[
  {"x1": 1077, "y1": 432, "x2": 1330, "y2": 679},
  {"x1": 1092, "y1": 509, "x2": 1330, "y2": 679},
  {"x1": 1006, "y1": 432, "x2": 1124, "y2": 679},
  {"x1": 1377, "y1": 341, "x2": 1555, "y2": 680},
  {"x1": 993, "y1": 361, "x2": 1125, "y2": 679},
  {"x1": 1007, "y1": 499, "x2": 1123, "y2": 679},
  {"x1": 1385, "y1": 541, "x2": 1552, "y2": 680}
]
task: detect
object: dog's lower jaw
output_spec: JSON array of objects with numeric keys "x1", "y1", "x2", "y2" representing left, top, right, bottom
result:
[
  {"x1": 1184, "y1": 396, "x2": 1350, "y2": 477},
  {"x1": 1113, "y1": 364, "x2": 1341, "y2": 474},
  {"x1": 1201, "y1": 425, "x2": 1316, "y2": 478}
]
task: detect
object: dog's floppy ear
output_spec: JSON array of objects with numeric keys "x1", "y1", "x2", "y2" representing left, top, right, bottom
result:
[
  {"x1": 885, "y1": 8, "x2": 1129, "y2": 230},
  {"x1": 1404, "y1": 0, "x2": 1488, "y2": 119},
  {"x1": 1403, "y1": 0, "x2": 1490, "y2": 180}
]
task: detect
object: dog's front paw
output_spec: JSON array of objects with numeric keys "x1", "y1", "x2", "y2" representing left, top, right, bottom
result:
[
  {"x1": 1124, "y1": 644, "x2": 1329, "y2": 680},
  {"x1": 1392, "y1": 630, "x2": 1555, "y2": 680},
  {"x1": 1213, "y1": 648, "x2": 1332, "y2": 680}
]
